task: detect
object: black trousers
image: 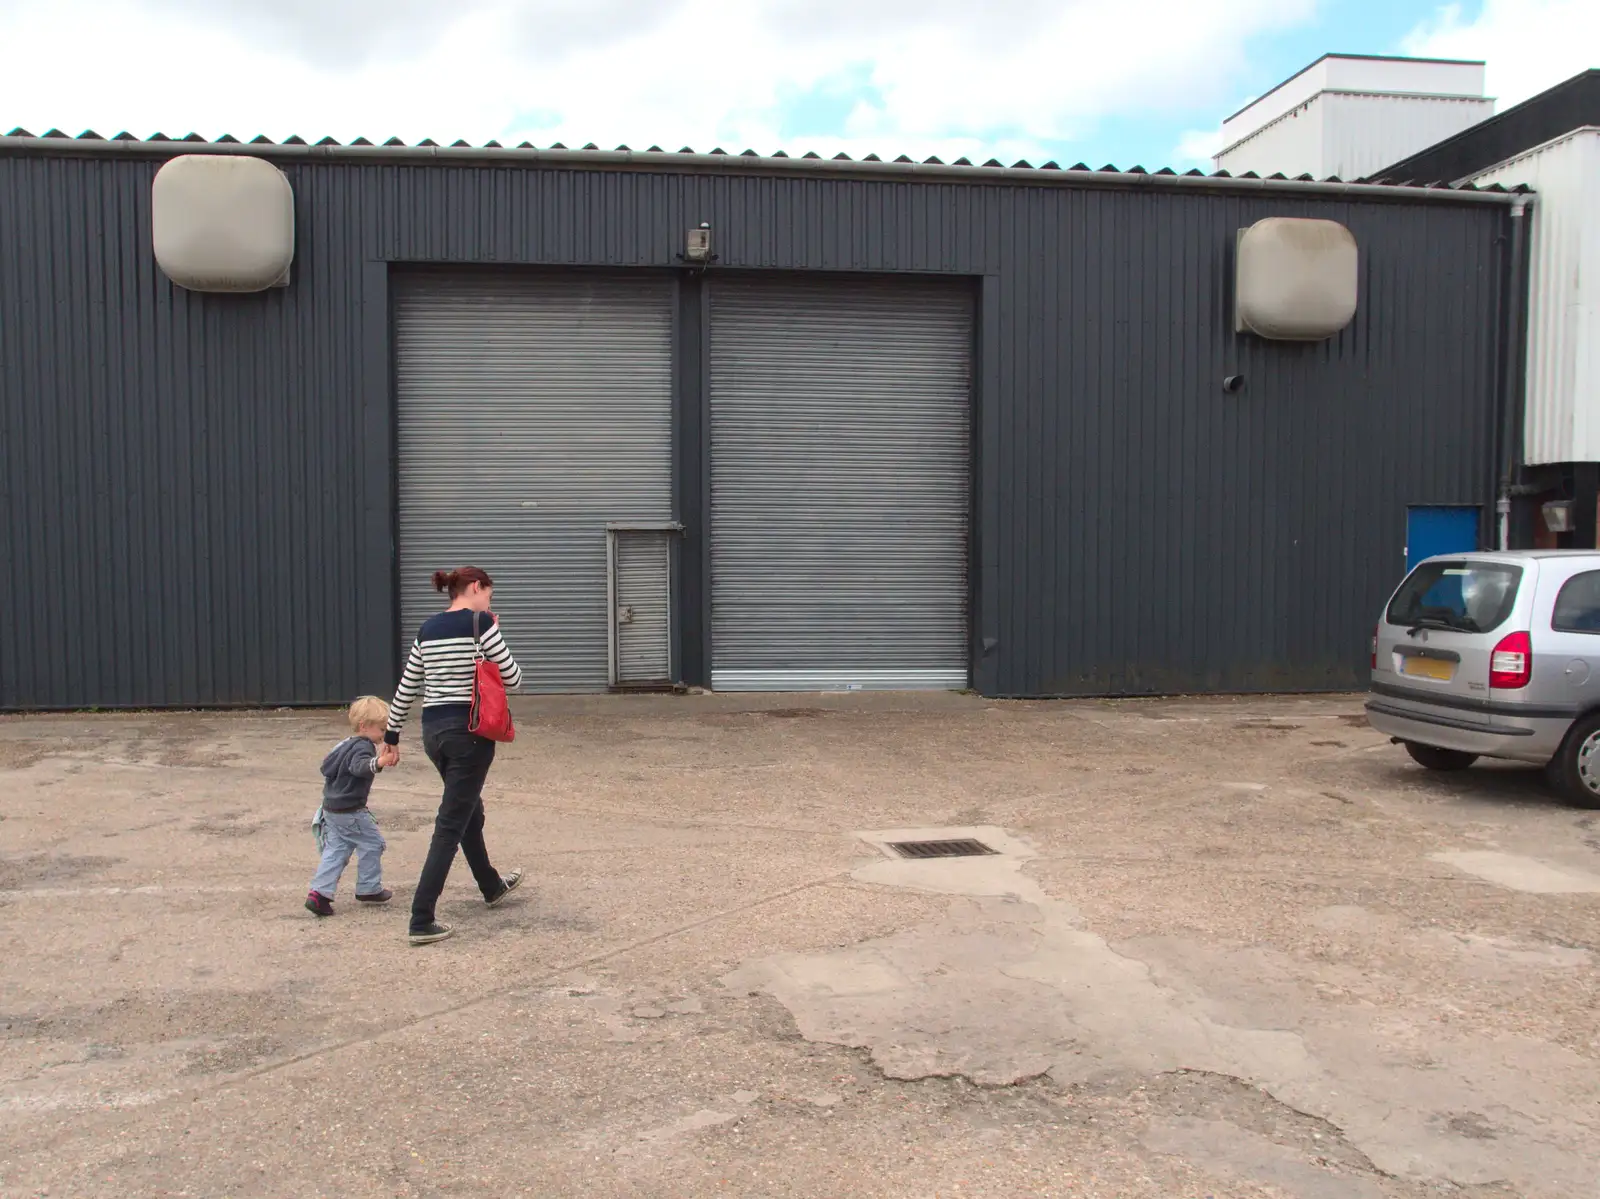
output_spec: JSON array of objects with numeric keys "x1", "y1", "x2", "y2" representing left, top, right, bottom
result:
[{"x1": 413, "y1": 724, "x2": 503, "y2": 930}]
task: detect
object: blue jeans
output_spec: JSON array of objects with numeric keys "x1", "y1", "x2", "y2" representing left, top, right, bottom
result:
[{"x1": 309, "y1": 809, "x2": 386, "y2": 898}]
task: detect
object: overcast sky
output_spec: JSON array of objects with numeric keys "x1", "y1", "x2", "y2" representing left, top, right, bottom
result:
[{"x1": 0, "y1": 0, "x2": 1594, "y2": 170}]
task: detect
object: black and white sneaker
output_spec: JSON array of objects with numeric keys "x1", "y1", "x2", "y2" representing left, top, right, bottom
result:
[
  {"x1": 408, "y1": 922, "x2": 454, "y2": 946},
  {"x1": 486, "y1": 869, "x2": 525, "y2": 908}
]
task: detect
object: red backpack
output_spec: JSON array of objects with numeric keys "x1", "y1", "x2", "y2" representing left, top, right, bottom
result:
[{"x1": 467, "y1": 610, "x2": 516, "y2": 743}]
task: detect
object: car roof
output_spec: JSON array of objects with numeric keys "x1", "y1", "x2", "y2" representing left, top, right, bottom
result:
[{"x1": 1433, "y1": 550, "x2": 1600, "y2": 562}]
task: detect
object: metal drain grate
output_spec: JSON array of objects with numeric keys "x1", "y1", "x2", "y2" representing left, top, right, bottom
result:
[{"x1": 888, "y1": 839, "x2": 998, "y2": 859}]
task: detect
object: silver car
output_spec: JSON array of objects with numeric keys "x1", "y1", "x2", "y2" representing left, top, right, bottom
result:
[{"x1": 1366, "y1": 550, "x2": 1600, "y2": 809}]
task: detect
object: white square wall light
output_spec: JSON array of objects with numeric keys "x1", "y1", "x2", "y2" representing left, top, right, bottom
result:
[
  {"x1": 152, "y1": 155, "x2": 294, "y2": 292},
  {"x1": 1234, "y1": 217, "x2": 1358, "y2": 340}
]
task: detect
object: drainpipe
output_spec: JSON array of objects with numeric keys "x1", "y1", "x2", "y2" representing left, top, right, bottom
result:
[{"x1": 1497, "y1": 195, "x2": 1532, "y2": 550}]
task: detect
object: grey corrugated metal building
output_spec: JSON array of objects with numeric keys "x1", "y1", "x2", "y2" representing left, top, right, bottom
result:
[{"x1": 0, "y1": 132, "x2": 1528, "y2": 708}]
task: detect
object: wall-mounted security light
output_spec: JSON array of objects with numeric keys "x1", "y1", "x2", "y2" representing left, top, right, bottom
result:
[
  {"x1": 1543, "y1": 500, "x2": 1574, "y2": 533},
  {"x1": 684, "y1": 222, "x2": 713, "y2": 262}
]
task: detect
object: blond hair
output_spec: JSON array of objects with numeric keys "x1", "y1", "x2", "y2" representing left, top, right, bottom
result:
[{"x1": 348, "y1": 695, "x2": 390, "y2": 732}]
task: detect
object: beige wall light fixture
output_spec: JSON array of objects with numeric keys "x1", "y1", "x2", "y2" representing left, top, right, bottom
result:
[
  {"x1": 1235, "y1": 217, "x2": 1358, "y2": 340},
  {"x1": 152, "y1": 154, "x2": 294, "y2": 292}
]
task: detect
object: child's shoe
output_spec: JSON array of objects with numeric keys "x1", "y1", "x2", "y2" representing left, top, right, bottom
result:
[
  {"x1": 305, "y1": 891, "x2": 334, "y2": 917},
  {"x1": 356, "y1": 888, "x2": 393, "y2": 904}
]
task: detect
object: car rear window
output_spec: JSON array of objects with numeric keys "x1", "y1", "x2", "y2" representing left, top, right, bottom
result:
[
  {"x1": 1552, "y1": 570, "x2": 1600, "y2": 632},
  {"x1": 1386, "y1": 560, "x2": 1522, "y2": 633}
]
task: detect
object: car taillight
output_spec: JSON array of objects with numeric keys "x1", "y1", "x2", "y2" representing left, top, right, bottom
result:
[
  {"x1": 1489, "y1": 631, "x2": 1532, "y2": 689},
  {"x1": 1371, "y1": 626, "x2": 1379, "y2": 670}
]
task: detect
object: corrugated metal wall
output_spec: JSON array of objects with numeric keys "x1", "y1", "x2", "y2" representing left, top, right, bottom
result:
[
  {"x1": 0, "y1": 151, "x2": 1508, "y2": 705},
  {"x1": 0, "y1": 155, "x2": 384, "y2": 708},
  {"x1": 1471, "y1": 130, "x2": 1600, "y2": 466},
  {"x1": 1320, "y1": 94, "x2": 1494, "y2": 183}
]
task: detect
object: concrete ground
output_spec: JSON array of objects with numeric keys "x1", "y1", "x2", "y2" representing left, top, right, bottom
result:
[{"x1": 1, "y1": 693, "x2": 1598, "y2": 1199}]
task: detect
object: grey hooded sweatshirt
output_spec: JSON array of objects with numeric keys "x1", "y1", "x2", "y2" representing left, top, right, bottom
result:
[{"x1": 320, "y1": 736, "x2": 383, "y2": 813}]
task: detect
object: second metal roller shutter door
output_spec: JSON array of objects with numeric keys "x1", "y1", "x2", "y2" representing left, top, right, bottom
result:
[
  {"x1": 709, "y1": 277, "x2": 973, "y2": 691},
  {"x1": 395, "y1": 273, "x2": 673, "y2": 692}
]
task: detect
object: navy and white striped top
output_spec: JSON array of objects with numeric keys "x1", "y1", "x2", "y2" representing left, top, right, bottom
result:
[{"x1": 385, "y1": 609, "x2": 523, "y2": 743}]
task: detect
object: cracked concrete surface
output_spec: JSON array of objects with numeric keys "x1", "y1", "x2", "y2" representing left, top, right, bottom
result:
[
  {"x1": 728, "y1": 827, "x2": 1597, "y2": 1195},
  {"x1": 1143, "y1": 1114, "x2": 1391, "y2": 1199},
  {"x1": 3, "y1": 694, "x2": 1598, "y2": 1197}
]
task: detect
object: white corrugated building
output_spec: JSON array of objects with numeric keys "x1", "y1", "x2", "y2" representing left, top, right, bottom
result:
[
  {"x1": 1215, "y1": 55, "x2": 1494, "y2": 181},
  {"x1": 1471, "y1": 131, "x2": 1600, "y2": 467},
  {"x1": 1374, "y1": 68, "x2": 1600, "y2": 547}
]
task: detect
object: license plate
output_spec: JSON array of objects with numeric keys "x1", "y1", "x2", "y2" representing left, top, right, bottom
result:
[{"x1": 1403, "y1": 656, "x2": 1454, "y2": 682}]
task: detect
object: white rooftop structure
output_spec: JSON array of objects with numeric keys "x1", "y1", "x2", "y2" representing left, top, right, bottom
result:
[{"x1": 1215, "y1": 54, "x2": 1495, "y2": 181}]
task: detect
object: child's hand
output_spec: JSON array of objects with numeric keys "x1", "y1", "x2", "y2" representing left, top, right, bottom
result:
[{"x1": 378, "y1": 744, "x2": 399, "y2": 769}]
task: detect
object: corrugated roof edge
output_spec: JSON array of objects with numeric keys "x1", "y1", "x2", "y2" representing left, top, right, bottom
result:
[
  {"x1": 0, "y1": 130, "x2": 1532, "y2": 203},
  {"x1": 1214, "y1": 89, "x2": 1496, "y2": 163},
  {"x1": 1467, "y1": 124, "x2": 1600, "y2": 181}
]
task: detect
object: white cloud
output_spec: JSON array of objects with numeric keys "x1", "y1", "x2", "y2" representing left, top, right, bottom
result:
[
  {"x1": 1403, "y1": 0, "x2": 1600, "y2": 108},
  {"x1": 0, "y1": 0, "x2": 1317, "y2": 161},
  {"x1": 1172, "y1": 126, "x2": 1226, "y2": 166}
]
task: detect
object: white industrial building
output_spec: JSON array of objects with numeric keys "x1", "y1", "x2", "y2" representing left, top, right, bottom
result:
[
  {"x1": 1471, "y1": 128, "x2": 1600, "y2": 469},
  {"x1": 1215, "y1": 54, "x2": 1494, "y2": 181}
]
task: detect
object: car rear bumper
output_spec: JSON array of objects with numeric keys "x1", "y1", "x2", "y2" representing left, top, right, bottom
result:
[{"x1": 1364, "y1": 695, "x2": 1567, "y2": 763}]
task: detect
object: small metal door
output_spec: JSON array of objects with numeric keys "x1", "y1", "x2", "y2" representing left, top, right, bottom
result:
[{"x1": 607, "y1": 523, "x2": 679, "y2": 688}]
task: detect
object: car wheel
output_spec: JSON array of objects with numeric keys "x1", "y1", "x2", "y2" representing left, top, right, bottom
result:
[
  {"x1": 1403, "y1": 742, "x2": 1479, "y2": 771},
  {"x1": 1546, "y1": 714, "x2": 1600, "y2": 810}
]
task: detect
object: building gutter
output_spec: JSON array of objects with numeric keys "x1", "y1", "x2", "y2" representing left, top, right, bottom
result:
[
  {"x1": 0, "y1": 136, "x2": 1530, "y2": 205},
  {"x1": 1496, "y1": 195, "x2": 1534, "y2": 549}
]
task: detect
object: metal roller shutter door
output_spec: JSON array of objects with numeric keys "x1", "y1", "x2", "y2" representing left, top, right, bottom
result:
[
  {"x1": 709, "y1": 277, "x2": 972, "y2": 691},
  {"x1": 395, "y1": 273, "x2": 673, "y2": 692}
]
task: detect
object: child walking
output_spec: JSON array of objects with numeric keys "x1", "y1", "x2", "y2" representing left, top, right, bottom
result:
[{"x1": 306, "y1": 696, "x2": 398, "y2": 916}]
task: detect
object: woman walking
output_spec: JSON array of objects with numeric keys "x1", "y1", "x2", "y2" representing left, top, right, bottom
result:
[{"x1": 386, "y1": 566, "x2": 524, "y2": 945}]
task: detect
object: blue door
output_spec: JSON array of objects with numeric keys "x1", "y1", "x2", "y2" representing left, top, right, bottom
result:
[{"x1": 1406, "y1": 506, "x2": 1480, "y2": 573}]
